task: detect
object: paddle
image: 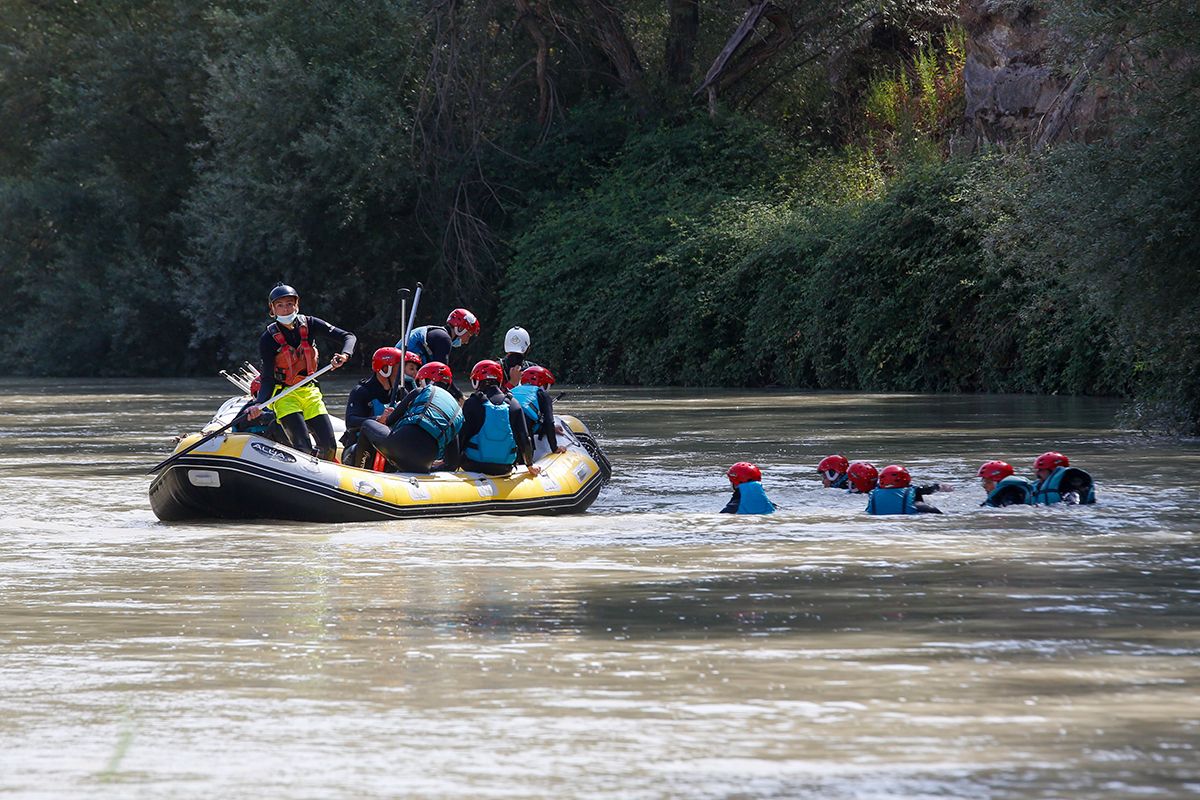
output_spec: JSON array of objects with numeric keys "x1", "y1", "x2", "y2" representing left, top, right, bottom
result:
[
  {"x1": 147, "y1": 362, "x2": 336, "y2": 474},
  {"x1": 390, "y1": 282, "x2": 423, "y2": 406}
]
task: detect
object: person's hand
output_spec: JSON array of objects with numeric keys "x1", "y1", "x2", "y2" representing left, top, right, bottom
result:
[
  {"x1": 330, "y1": 352, "x2": 349, "y2": 369},
  {"x1": 937, "y1": 482, "x2": 954, "y2": 493},
  {"x1": 377, "y1": 406, "x2": 394, "y2": 425},
  {"x1": 527, "y1": 464, "x2": 541, "y2": 477},
  {"x1": 246, "y1": 405, "x2": 264, "y2": 420},
  {"x1": 555, "y1": 446, "x2": 567, "y2": 454}
]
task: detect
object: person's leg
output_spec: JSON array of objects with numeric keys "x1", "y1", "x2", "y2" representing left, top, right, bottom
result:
[
  {"x1": 305, "y1": 414, "x2": 338, "y2": 461},
  {"x1": 364, "y1": 422, "x2": 437, "y2": 472},
  {"x1": 278, "y1": 412, "x2": 314, "y2": 453}
]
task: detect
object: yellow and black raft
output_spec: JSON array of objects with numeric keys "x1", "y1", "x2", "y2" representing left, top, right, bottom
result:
[{"x1": 149, "y1": 415, "x2": 611, "y2": 523}]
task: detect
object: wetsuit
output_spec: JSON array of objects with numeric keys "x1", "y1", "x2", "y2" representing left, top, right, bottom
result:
[
  {"x1": 342, "y1": 376, "x2": 394, "y2": 468},
  {"x1": 362, "y1": 385, "x2": 463, "y2": 473},
  {"x1": 500, "y1": 353, "x2": 538, "y2": 390},
  {"x1": 255, "y1": 315, "x2": 356, "y2": 460},
  {"x1": 400, "y1": 326, "x2": 464, "y2": 401},
  {"x1": 866, "y1": 484, "x2": 945, "y2": 515},
  {"x1": 458, "y1": 385, "x2": 535, "y2": 475}
]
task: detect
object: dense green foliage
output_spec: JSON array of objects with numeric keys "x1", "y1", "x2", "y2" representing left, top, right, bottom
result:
[{"x1": 0, "y1": 0, "x2": 1197, "y2": 431}]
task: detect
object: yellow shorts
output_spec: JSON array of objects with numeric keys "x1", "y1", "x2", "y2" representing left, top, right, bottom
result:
[{"x1": 269, "y1": 383, "x2": 329, "y2": 420}]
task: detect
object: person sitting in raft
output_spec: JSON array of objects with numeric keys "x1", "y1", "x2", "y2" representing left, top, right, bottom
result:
[
  {"x1": 360, "y1": 361, "x2": 464, "y2": 473},
  {"x1": 720, "y1": 462, "x2": 777, "y2": 514},
  {"x1": 976, "y1": 460, "x2": 1033, "y2": 507},
  {"x1": 865, "y1": 465, "x2": 950, "y2": 515},
  {"x1": 457, "y1": 359, "x2": 540, "y2": 477},
  {"x1": 231, "y1": 375, "x2": 290, "y2": 446},
  {"x1": 1030, "y1": 451, "x2": 1097, "y2": 505},
  {"x1": 247, "y1": 283, "x2": 355, "y2": 462},
  {"x1": 499, "y1": 326, "x2": 537, "y2": 389},
  {"x1": 341, "y1": 347, "x2": 406, "y2": 469},
  {"x1": 399, "y1": 308, "x2": 480, "y2": 400},
  {"x1": 817, "y1": 454, "x2": 850, "y2": 489},
  {"x1": 846, "y1": 461, "x2": 879, "y2": 494},
  {"x1": 401, "y1": 350, "x2": 421, "y2": 394},
  {"x1": 510, "y1": 366, "x2": 566, "y2": 455}
]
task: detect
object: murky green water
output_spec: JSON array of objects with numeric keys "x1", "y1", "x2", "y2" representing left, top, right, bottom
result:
[{"x1": 2, "y1": 378, "x2": 1198, "y2": 798}]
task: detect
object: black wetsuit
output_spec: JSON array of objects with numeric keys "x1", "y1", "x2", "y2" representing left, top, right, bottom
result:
[
  {"x1": 254, "y1": 315, "x2": 356, "y2": 460},
  {"x1": 412, "y1": 327, "x2": 464, "y2": 401},
  {"x1": 342, "y1": 376, "x2": 394, "y2": 468},
  {"x1": 912, "y1": 484, "x2": 944, "y2": 514},
  {"x1": 458, "y1": 385, "x2": 534, "y2": 475},
  {"x1": 499, "y1": 353, "x2": 538, "y2": 390},
  {"x1": 361, "y1": 385, "x2": 462, "y2": 473}
]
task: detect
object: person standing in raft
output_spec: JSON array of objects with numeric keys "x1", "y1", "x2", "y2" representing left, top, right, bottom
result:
[
  {"x1": 720, "y1": 462, "x2": 777, "y2": 514},
  {"x1": 457, "y1": 360, "x2": 540, "y2": 476},
  {"x1": 499, "y1": 326, "x2": 537, "y2": 389},
  {"x1": 976, "y1": 460, "x2": 1034, "y2": 507},
  {"x1": 846, "y1": 461, "x2": 879, "y2": 494},
  {"x1": 509, "y1": 366, "x2": 566, "y2": 455},
  {"x1": 361, "y1": 361, "x2": 464, "y2": 473},
  {"x1": 341, "y1": 347, "x2": 407, "y2": 469},
  {"x1": 1030, "y1": 451, "x2": 1097, "y2": 505},
  {"x1": 400, "y1": 308, "x2": 480, "y2": 401},
  {"x1": 817, "y1": 454, "x2": 851, "y2": 489},
  {"x1": 865, "y1": 465, "x2": 951, "y2": 515},
  {"x1": 248, "y1": 283, "x2": 355, "y2": 462}
]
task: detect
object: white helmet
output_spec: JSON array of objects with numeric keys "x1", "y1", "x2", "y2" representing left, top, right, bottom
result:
[{"x1": 504, "y1": 326, "x2": 531, "y2": 354}]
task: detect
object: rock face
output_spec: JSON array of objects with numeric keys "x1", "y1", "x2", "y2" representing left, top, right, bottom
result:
[{"x1": 960, "y1": 0, "x2": 1111, "y2": 146}]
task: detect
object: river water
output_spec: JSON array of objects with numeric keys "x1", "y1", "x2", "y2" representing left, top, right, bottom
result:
[{"x1": 2, "y1": 378, "x2": 1198, "y2": 799}]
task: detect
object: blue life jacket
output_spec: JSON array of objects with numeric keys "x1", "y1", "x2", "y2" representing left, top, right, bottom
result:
[
  {"x1": 397, "y1": 385, "x2": 463, "y2": 459},
  {"x1": 983, "y1": 475, "x2": 1034, "y2": 508},
  {"x1": 866, "y1": 487, "x2": 918, "y2": 515},
  {"x1": 735, "y1": 481, "x2": 776, "y2": 515},
  {"x1": 369, "y1": 398, "x2": 387, "y2": 418},
  {"x1": 509, "y1": 384, "x2": 541, "y2": 424},
  {"x1": 1031, "y1": 466, "x2": 1096, "y2": 505},
  {"x1": 401, "y1": 325, "x2": 435, "y2": 363},
  {"x1": 465, "y1": 397, "x2": 517, "y2": 465}
]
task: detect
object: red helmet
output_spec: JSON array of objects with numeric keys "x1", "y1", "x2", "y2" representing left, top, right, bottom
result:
[
  {"x1": 404, "y1": 350, "x2": 422, "y2": 366},
  {"x1": 847, "y1": 461, "x2": 878, "y2": 493},
  {"x1": 249, "y1": 375, "x2": 261, "y2": 396},
  {"x1": 470, "y1": 359, "x2": 504, "y2": 385},
  {"x1": 372, "y1": 346, "x2": 404, "y2": 374},
  {"x1": 415, "y1": 361, "x2": 453, "y2": 386},
  {"x1": 878, "y1": 464, "x2": 911, "y2": 489},
  {"x1": 520, "y1": 366, "x2": 556, "y2": 388},
  {"x1": 726, "y1": 462, "x2": 762, "y2": 486},
  {"x1": 817, "y1": 454, "x2": 849, "y2": 475},
  {"x1": 1034, "y1": 451, "x2": 1069, "y2": 471},
  {"x1": 446, "y1": 308, "x2": 480, "y2": 336},
  {"x1": 976, "y1": 460, "x2": 1014, "y2": 481}
]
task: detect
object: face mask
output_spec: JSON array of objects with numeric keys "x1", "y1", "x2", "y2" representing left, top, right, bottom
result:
[{"x1": 276, "y1": 312, "x2": 298, "y2": 325}]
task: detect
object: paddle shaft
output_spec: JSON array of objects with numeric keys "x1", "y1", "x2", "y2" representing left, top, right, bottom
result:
[
  {"x1": 147, "y1": 362, "x2": 336, "y2": 474},
  {"x1": 389, "y1": 287, "x2": 413, "y2": 406}
]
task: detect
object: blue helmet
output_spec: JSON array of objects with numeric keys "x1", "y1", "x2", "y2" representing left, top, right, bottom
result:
[{"x1": 268, "y1": 283, "x2": 299, "y2": 303}]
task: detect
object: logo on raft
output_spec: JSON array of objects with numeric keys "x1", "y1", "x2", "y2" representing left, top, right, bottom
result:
[{"x1": 250, "y1": 441, "x2": 297, "y2": 464}]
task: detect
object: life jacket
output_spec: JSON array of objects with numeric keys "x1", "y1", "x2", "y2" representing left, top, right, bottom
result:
[
  {"x1": 369, "y1": 398, "x2": 387, "y2": 418},
  {"x1": 1031, "y1": 466, "x2": 1096, "y2": 505},
  {"x1": 509, "y1": 384, "x2": 541, "y2": 424},
  {"x1": 735, "y1": 481, "x2": 776, "y2": 515},
  {"x1": 269, "y1": 317, "x2": 319, "y2": 386},
  {"x1": 397, "y1": 385, "x2": 463, "y2": 459},
  {"x1": 404, "y1": 326, "x2": 437, "y2": 363},
  {"x1": 827, "y1": 473, "x2": 849, "y2": 490},
  {"x1": 866, "y1": 487, "x2": 918, "y2": 515},
  {"x1": 983, "y1": 475, "x2": 1034, "y2": 508},
  {"x1": 464, "y1": 396, "x2": 517, "y2": 465}
]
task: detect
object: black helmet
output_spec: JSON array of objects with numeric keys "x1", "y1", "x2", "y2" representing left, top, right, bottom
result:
[{"x1": 268, "y1": 282, "x2": 299, "y2": 303}]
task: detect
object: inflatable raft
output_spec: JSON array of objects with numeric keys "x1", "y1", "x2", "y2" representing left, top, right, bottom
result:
[{"x1": 149, "y1": 413, "x2": 611, "y2": 523}]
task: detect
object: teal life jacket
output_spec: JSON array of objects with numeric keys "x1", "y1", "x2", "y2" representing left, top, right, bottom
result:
[
  {"x1": 509, "y1": 384, "x2": 541, "y2": 424},
  {"x1": 397, "y1": 385, "x2": 463, "y2": 459},
  {"x1": 1031, "y1": 466, "x2": 1096, "y2": 505},
  {"x1": 735, "y1": 481, "x2": 776, "y2": 515},
  {"x1": 402, "y1": 325, "x2": 435, "y2": 363},
  {"x1": 465, "y1": 397, "x2": 517, "y2": 465},
  {"x1": 828, "y1": 473, "x2": 848, "y2": 490},
  {"x1": 866, "y1": 487, "x2": 918, "y2": 515},
  {"x1": 369, "y1": 398, "x2": 387, "y2": 417},
  {"x1": 982, "y1": 475, "x2": 1034, "y2": 508}
]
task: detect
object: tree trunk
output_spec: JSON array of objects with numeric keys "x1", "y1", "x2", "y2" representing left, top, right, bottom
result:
[
  {"x1": 665, "y1": 0, "x2": 700, "y2": 86},
  {"x1": 514, "y1": 0, "x2": 552, "y2": 127},
  {"x1": 580, "y1": 0, "x2": 650, "y2": 112}
]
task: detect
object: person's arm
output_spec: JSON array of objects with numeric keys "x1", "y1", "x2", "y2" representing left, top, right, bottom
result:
[
  {"x1": 508, "y1": 398, "x2": 537, "y2": 472},
  {"x1": 720, "y1": 488, "x2": 740, "y2": 513},
  {"x1": 437, "y1": 436, "x2": 461, "y2": 472},
  {"x1": 247, "y1": 330, "x2": 279, "y2": 419},
  {"x1": 307, "y1": 316, "x2": 356, "y2": 367},
  {"x1": 536, "y1": 388, "x2": 562, "y2": 452},
  {"x1": 457, "y1": 395, "x2": 483, "y2": 459},
  {"x1": 344, "y1": 383, "x2": 374, "y2": 430},
  {"x1": 913, "y1": 483, "x2": 951, "y2": 502}
]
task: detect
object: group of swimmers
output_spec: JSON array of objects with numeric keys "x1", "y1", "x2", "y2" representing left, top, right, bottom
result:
[
  {"x1": 233, "y1": 282, "x2": 563, "y2": 477},
  {"x1": 721, "y1": 452, "x2": 1098, "y2": 515}
]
